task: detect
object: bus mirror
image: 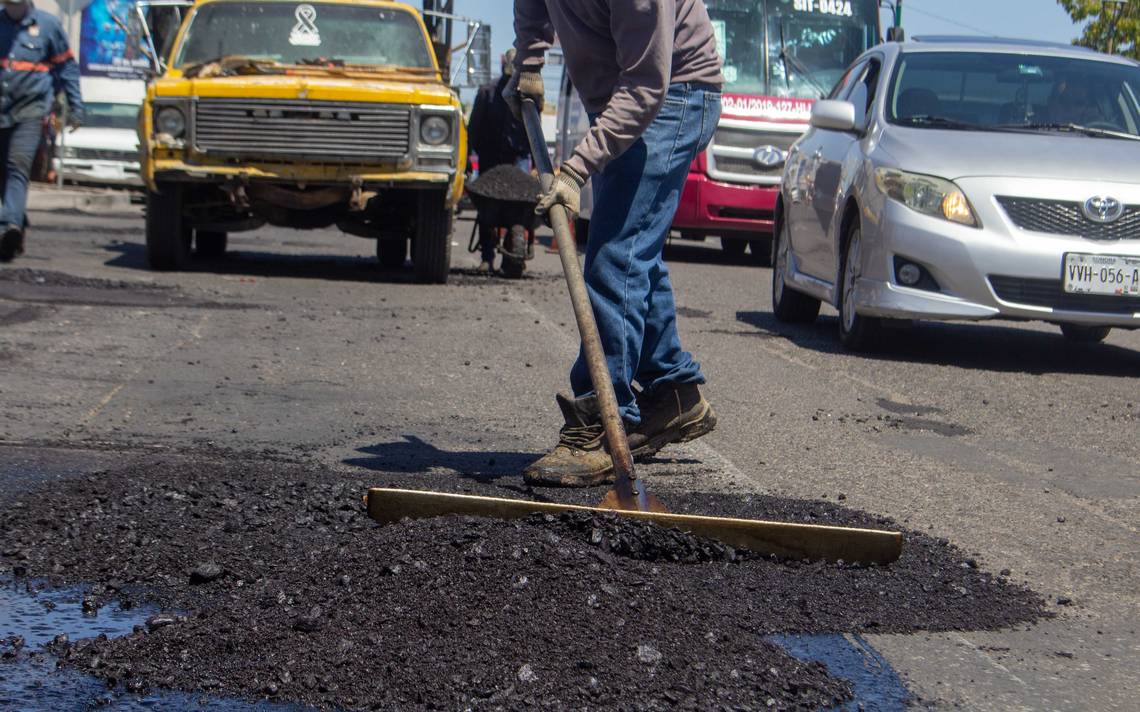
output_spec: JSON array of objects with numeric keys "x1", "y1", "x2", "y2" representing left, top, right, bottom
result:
[
  {"x1": 887, "y1": 27, "x2": 906, "y2": 42},
  {"x1": 811, "y1": 100, "x2": 857, "y2": 132}
]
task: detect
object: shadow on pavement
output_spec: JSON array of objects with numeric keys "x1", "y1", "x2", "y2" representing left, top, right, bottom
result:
[
  {"x1": 344, "y1": 435, "x2": 539, "y2": 485},
  {"x1": 736, "y1": 310, "x2": 1140, "y2": 376}
]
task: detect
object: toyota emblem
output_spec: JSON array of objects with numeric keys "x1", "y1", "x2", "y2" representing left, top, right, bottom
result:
[
  {"x1": 753, "y1": 145, "x2": 786, "y2": 169},
  {"x1": 1082, "y1": 196, "x2": 1125, "y2": 224}
]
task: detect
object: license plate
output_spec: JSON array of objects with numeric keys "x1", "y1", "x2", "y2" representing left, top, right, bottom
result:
[{"x1": 1063, "y1": 253, "x2": 1140, "y2": 296}]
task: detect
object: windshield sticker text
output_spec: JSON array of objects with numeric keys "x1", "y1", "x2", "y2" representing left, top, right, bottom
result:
[
  {"x1": 289, "y1": 4, "x2": 322, "y2": 47},
  {"x1": 793, "y1": 0, "x2": 854, "y2": 17},
  {"x1": 721, "y1": 94, "x2": 815, "y2": 122}
]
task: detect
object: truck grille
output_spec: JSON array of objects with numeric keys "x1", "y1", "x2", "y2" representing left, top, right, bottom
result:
[
  {"x1": 989, "y1": 275, "x2": 1140, "y2": 314},
  {"x1": 996, "y1": 196, "x2": 1140, "y2": 241},
  {"x1": 706, "y1": 126, "x2": 800, "y2": 185},
  {"x1": 193, "y1": 99, "x2": 412, "y2": 162}
]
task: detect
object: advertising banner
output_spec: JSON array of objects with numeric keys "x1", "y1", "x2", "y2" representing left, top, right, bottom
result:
[{"x1": 80, "y1": 0, "x2": 150, "y2": 78}]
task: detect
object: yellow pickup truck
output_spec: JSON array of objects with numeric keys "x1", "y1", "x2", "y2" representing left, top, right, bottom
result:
[{"x1": 140, "y1": 0, "x2": 466, "y2": 282}]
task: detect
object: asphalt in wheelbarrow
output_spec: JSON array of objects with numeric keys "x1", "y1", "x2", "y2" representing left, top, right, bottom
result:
[{"x1": 0, "y1": 456, "x2": 1047, "y2": 711}]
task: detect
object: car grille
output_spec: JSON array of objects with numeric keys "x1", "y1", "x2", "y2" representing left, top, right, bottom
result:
[
  {"x1": 989, "y1": 275, "x2": 1140, "y2": 314},
  {"x1": 193, "y1": 99, "x2": 412, "y2": 162},
  {"x1": 707, "y1": 126, "x2": 800, "y2": 184},
  {"x1": 71, "y1": 147, "x2": 138, "y2": 162},
  {"x1": 996, "y1": 196, "x2": 1140, "y2": 241}
]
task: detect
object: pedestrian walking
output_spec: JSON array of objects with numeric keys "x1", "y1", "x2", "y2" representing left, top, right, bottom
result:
[
  {"x1": 505, "y1": 0, "x2": 724, "y2": 486},
  {"x1": 468, "y1": 48, "x2": 532, "y2": 271},
  {"x1": 0, "y1": 0, "x2": 83, "y2": 262}
]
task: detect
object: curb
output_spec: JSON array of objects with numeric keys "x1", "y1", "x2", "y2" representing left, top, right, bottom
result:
[{"x1": 28, "y1": 188, "x2": 138, "y2": 214}]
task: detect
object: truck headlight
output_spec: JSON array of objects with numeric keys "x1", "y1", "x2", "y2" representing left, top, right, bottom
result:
[
  {"x1": 155, "y1": 106, "x2": 186, "y2": 138},
  {"x1": 874, "y1": 168, "x2": 978, "y2": 227},
  {"x1": 420, "y1": 116, "x2": 451, "y2": 146}
]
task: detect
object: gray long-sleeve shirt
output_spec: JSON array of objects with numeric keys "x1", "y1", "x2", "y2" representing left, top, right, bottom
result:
[{"x1": 514, "y1": 0, "x2": 723, "y2": 178}]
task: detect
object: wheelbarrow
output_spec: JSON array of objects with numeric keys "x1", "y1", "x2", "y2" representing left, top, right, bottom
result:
[{"x1": 466, "y1": 176, "x2": 542, "y2": 279}]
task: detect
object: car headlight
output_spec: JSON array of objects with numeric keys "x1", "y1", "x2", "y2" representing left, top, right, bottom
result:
[
  {"x1": 61, "y1": 146, "x2": 78, "y2": 159},
  {"x1": 420, "y1": 116, "x2": 451, "y2": 146},
  {"x1": 155, "y1": 106, "x2": 186, "y2": 138},
  {"x1": 874, "y1": 168, "x2": 978, "y2": 227}
]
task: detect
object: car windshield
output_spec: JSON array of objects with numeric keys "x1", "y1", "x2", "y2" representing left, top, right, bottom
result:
[
  {"x1": 706, "y1": 0, "x2": 879, "y2": 98},
  {"x1": 84, "y1": 103, "x2": 140, "y2": 130},
  {"x1": 888, "y1": 51, "x2": 1140, "y2": 138},
  {"x1": 174, "y1": 2, "x2": 434, "y2": 69}
]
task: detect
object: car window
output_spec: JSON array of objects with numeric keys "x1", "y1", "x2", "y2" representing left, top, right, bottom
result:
[
  {"x1": 846, "y1": 58, "x2": 882, "y2": 125},
  {"x1": 887, "y1": 51, "x2": 1140, "y2": 136},
  {"x1": 828, "y1": 60, "x2": 867, "y2": 100}
]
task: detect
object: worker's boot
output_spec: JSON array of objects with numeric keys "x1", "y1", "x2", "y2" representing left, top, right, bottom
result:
[
  {"x1": 0, "y1": 226, "x2": 24, "y2": 263},
  {"x1": 523, "y1": 394, "x2": 614, "y2": 487},
  {"x1": 628, "y1": 382, "x2": 717, "y2": 461}
]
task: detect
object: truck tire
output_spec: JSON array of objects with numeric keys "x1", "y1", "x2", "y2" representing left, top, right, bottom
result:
[
  {"x1": 377, "y1": 237, "x2": 407, "y2": 269},
  {"x1": 413, "y1": 191, "x2": 452, "y2": 284},
  {"x1": 146, "y1": 184, "x2": 190, "y2": 271},
  {"x1": 195, "y1": 230, "x2": 228, "y2": 258}
]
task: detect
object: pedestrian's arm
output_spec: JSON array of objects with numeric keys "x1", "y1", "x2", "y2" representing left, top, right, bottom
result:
[
  {"x1": 513, "y1": 0, "x2": 553, "y2": 71},
  {"x1": 48, "y1": 25, "x2": 84, "y2": 124},
  {"x1": 564, "y1": 0, "x2": 674, "y2": 179}
]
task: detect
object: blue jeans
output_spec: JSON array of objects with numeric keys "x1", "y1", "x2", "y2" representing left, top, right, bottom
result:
[
  {"x1": 0, "y1": 120, "x2": 42, "y2": 231},
  {"x1": 571, "y1": 82, "x2": 721, "y2": 424}
]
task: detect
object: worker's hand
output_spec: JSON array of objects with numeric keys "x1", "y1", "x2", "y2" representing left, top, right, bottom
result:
[
  {"x1": 503, "y1": 68, "x2": 544, "y2": 120},
  {"x1": 66, "y1": 116, "x2": 83, "y2": 132},
  {"x1": 536, "y1": 165, "x2": 585, "y2": 220}
]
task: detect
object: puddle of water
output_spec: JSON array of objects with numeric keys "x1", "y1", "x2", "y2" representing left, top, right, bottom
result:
[
  {"x1": 0, "y1": 578, "x2": 304, "y2": 711},
  {"x1": 770, "y1": 633, "x2": 909, "y2": 712}
]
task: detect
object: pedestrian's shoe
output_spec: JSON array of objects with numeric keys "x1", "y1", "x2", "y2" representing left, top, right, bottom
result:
[
  {"x1": 628, "y1": 382, "x2": 717, "y2": 460},
  {"x1": 0, "y1": 226, "x2": 24, "y2": 263},
  {"x1": 476, "y1": 260, "x2": 494, "y2": 273},
  {"x1": 523, "y1": 394, "x2": 615, "y2": 487}
]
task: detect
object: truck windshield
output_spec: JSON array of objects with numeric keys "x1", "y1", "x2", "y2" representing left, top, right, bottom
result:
[
  {"x1": 706, "y1": 0, "x2": 879, "y2": 98},
  {"x1": 174, "y1": 2, "x2": 434, "y2": 69},
  {"x1": 888, "y1": 52, "x2": 1140, "y2": 138}
]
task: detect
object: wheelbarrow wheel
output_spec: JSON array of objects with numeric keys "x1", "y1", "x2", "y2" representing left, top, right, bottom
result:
[{"x1": 501, "y1": 226, "x2": 527, "y2": 279}]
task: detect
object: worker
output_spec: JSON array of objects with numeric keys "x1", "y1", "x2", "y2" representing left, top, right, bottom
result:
[
  {"x1": 0, "y1": 0, "x2": 82, "y2": 262},
  {"x1": 506, "y1": 0, "x2": 723, "y2": 486},
  {"x1": 468, "y1": 48, "x2": 532, "y2": 272}
]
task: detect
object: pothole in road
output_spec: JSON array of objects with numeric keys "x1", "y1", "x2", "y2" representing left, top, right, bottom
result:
[{"x1": 0, "y1": 456, "x2": 1045, "y2": 710}]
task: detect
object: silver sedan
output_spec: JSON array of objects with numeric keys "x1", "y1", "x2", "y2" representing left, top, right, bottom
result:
[{"x1": 773, "y1": 38, "x2": 1140, "y2": 350}]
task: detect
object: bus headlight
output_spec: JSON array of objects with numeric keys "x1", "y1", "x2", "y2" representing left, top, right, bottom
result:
[
  {"x1": 420, "y1": 116, "x2": 451, "y2": 146},
  {"x1": 874, "y1": 168, "x2": 978, "y2": 227},
  {"x1": 155, "y1": 106, "x2": 186, "y2": 138}
]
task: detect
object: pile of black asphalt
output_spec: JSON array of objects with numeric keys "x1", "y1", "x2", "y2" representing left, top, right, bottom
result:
[
  {"x1": 466, "y1": 165, "x2": 542, "y2": 203},
  {"x1": 0, "y1": 456, "x2": 1047, "y2": 710}
]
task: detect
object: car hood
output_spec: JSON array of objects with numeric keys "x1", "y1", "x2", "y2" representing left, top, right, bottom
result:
[
  {"x1": 877, "y1": 126, "x2": 1140, "y2": 185},
  {"x1": 66, "y1": 128, "x2": 139, "y2": 152}
]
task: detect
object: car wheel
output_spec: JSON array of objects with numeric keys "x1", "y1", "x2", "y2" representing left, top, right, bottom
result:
[
  {"x1": 837, "y1": 225, "x2": 882, "y2": 351},
  {"x1": 195, "y1": 230, "x2": 227, "y2": 258},
  {"x1": 721, "y1": 237, "x2": 747, "y2": 258},
  {"x1": 771, "y1": 217, "x2": 820, "y2": 324},
  {"x1": 377, "y1": 237, "x2": 407, "y2": 269},
  {"x1": 412, "y1": 191, "x2": 452, "y2": 284},
  {"x1": 1060, "y1": 324, "x2": 1111, "y2": 343},
  {"x1": 145, "y1": 184, "x2": 191, "y2": 271},
  {"x1": 749, "y1": 237, "x2": 772, "y2": 267}
]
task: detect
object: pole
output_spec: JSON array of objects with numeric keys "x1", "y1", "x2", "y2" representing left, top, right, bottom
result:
[{"x1": 55, "y1": 0, "x2": 74, "y2": 189}]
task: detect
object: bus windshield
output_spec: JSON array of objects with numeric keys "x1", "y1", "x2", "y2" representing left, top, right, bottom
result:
[{"x1": 706, "y1": 0, "x2": 880, "y2": 99}]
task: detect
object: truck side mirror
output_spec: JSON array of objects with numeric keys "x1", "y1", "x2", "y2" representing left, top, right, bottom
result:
[
  {"x1": 810, "y1": 100, "x2": 858, "y2": 132},
  {"x1": 463, "y1": 23, "x2": 492, "y2": 89}
]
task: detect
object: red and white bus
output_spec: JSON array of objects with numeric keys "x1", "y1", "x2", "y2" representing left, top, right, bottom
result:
[{"x1": 555, "y1": 0, "x2": 881, "y2": 262}]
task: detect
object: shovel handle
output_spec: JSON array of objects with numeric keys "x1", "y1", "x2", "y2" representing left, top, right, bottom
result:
[{"x1": 520, "y1": 99, "x2": 647, "y2": 512}]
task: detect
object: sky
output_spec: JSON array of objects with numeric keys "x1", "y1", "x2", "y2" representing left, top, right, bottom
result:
[{"x1": 451, "y1": 0, "x2": 1086, "y2": 74}]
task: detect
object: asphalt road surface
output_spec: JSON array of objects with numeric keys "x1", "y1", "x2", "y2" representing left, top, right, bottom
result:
[{"x1": 1, "y1": 203, "x2": 1137, "y2": 710}]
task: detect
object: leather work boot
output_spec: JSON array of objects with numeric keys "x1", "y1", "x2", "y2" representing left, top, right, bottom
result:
[
  {"x1": 628, "y1": 382, "x2": 717, "y2": 461},
  {"x1": 0, "y1": 226, "x2": 24, "y2": 263},
  {"x1": 524, "y1": 394, "x2": 615, "y2": 487}
]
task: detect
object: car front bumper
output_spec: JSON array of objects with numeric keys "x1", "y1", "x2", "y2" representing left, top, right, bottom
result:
[
  {"x1": 854, "y1": 196, "x2": 1140, "y2": 328},
  {"x1": 56, "y1": 158, "x2": 143, "y2": 187}
]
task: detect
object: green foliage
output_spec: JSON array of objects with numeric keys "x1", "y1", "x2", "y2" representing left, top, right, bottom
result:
[{"x1": 1057, "y1": 0, "x2": 1140, "y2": 58}]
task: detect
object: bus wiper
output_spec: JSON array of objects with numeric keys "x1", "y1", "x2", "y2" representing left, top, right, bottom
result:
[
  {"x1": 777, "y1": 20, "x2": 829, "y2": 99},
  {"x1": 993, "y1": 122, "x2": 1140, "y2": 141},
  {"x1": 897, "y1": 115, "x2": 981, "y2": 130}
]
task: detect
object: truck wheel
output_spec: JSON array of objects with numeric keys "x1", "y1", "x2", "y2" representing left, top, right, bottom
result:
[
  {"x1": 772, "y1": 217, "x2": 820, "y2": 324},
  {"x1": 145, "y1": 184, "x2": 190, "y2": 271},
  {"x1": 377, "y1": 238, "x2": 407, "y2": 269},
  {"x1": 721, "y1": 237, "x2": 747, "y2": 258},
  {"x1": 413, "y1": 191, "x2": 452, "y2": 284},
  {"x1": 749, "y1": 237, "x2": 772, "y2": 267},
  {"x1": 1060, "y1": 324, "x2": 1110, "y2": 343},
  {"x1": 195, "y1": 230, "x2": 227, "y2": 258}
]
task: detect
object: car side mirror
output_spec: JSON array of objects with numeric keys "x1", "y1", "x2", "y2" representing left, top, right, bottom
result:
[{"x1": 810, "y1": 100, "x2": 858, "y2": 132}]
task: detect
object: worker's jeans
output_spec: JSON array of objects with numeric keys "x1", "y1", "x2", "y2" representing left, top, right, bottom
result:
[
  {"x1": 0, "y1": 120, "x2": 42, "y2": 231},
  {"x1": 570, "y1": 82, "x2": 721, "y2": 424}
]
